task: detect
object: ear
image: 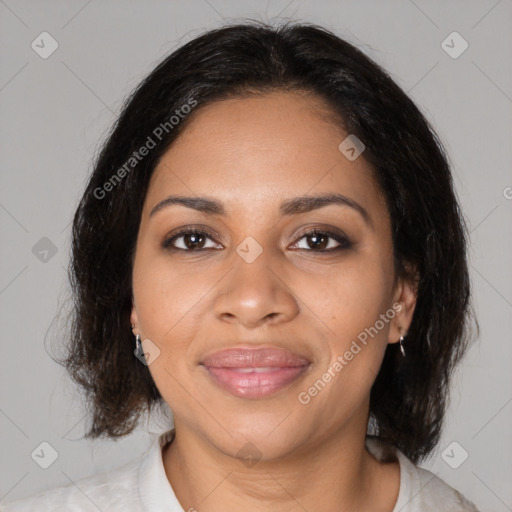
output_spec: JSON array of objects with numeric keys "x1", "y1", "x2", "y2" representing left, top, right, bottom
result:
[
  {"x1": 130, "y1": 294, "x2": 139, "y2": 334},
  {"x1": 388, "y1": 267, "x2": 419, "y2": 344}
]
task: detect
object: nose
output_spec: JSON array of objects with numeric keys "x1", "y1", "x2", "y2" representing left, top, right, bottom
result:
[{"x1": 213, "y1": 247, "x2": 299, "y2": 329}]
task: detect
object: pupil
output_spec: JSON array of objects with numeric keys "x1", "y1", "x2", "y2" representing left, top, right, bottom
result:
[
  {"x1": 308, "y1": 233, "x2": 327, "y2": 250},
  {"x1": 185, "y1": 233, "x2": 204, "y2": 249}
]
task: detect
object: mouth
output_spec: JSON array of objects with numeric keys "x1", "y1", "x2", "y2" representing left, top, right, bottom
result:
[{"x1": 200, "y1": 347, "x2": 312, "y2": 399}]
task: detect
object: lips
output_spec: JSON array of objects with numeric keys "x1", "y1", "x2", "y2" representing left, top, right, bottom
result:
[
  {"x1": 201, "y1": 347, "x2": 311, "y2": 368},
  {"x1": 201, "y1": 347, "x2": 311, "y2": 399}
]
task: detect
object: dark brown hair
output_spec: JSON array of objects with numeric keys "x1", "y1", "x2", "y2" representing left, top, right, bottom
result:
[{"x1": 58, "y1": 20, "x2": 478, "y2": 464}]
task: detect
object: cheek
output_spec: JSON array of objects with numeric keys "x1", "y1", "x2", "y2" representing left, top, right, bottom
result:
[
  {"x1": 132, "y1": 250, "x2": 221, "y2": 396},
  {"x1": 298, "y1": 252, "x2": 394, "y2": 338},
  {"x1": 297, "y1": 267, "x2": 392, "y2": 415},
  {"x1": 133, "y1": 248, "x2": 206, "y2": 337},
  {"x1": 132, "y1": 255, "x2": 201, "y2": 406},
  {"x1": 297, "y1": 255, "x2": 394, "y2": 400}
]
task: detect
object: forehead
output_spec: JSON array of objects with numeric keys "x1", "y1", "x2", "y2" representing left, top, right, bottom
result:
[{"x1": 144, "y1": 91, "x2": 387, "y2": 222}]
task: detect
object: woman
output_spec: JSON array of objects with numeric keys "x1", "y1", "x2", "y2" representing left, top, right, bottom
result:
[{"x1": 2, "y1": 21, "x2": 480, "y2": 511}]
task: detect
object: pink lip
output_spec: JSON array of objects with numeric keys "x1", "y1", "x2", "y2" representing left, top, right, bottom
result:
[{"x1": 201, "y1": 347, "x2": 311, "y2": 399}]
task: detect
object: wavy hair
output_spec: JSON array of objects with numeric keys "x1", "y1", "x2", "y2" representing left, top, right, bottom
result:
[{"x1": 59, "y1": 20, "x2": 478, "y2": 464}]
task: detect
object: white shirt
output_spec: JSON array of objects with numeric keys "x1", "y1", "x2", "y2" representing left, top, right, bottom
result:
[{"x1": 1, "y1": 428, "x2": 480, "y2": 511}]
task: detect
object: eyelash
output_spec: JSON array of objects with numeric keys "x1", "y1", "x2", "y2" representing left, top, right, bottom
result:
[{"x1": 162, "y1": 227, "x2": 352, "y2": 254}]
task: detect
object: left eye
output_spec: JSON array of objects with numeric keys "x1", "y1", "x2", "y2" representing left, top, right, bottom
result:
[
  {"x1": 162, "y1": 228, "x2": 351, "y2": 253},
  {"x1": 292, "y1": 230, "x2": 352, "y2": 252}
]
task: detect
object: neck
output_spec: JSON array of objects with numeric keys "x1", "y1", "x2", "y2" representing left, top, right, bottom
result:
[{"x1": 162, "y1": 415, "x2": 399, "y2": 512}]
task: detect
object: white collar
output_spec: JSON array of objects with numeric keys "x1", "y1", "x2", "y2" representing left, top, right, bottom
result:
[{"x1": 137, "y1": 428, "x2": 184, "y2": 511}]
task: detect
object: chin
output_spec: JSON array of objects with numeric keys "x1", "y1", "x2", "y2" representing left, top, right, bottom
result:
[{"x1": 202, "y1": 411, "x2": 307, "y2": 461}]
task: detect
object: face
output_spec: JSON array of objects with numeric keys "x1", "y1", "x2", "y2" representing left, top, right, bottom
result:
[{"x1": 130, "y1": 90, "x2": 417, "y2": 460}]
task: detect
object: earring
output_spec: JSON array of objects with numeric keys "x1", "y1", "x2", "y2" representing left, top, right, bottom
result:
[
  {"x1": 399, "y1": 334, "x2": 406, "y2": 357},
  {"x1": 134, "y1": 333, "x2": 143, "y2": 356}
]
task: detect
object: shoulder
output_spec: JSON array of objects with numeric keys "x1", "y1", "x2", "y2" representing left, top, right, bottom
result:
[
  {"x1": 403, "y1": 463, "x2": 480, "y2": 512},
  {"x1": 365, "y1": 436, "x2": 481, "y2": 512},
  {"x1": 0, "y1": 457, "x2": 142, "y2": 512}
]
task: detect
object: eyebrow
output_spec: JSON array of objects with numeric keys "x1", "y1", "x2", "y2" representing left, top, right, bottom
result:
[{"x1": 149, "y1": 193, "x2": 372, "y2": 227}]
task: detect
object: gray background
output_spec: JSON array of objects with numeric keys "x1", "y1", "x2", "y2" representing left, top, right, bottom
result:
[{"x1": 1, "y1": 1, "x2": 511, "y2": 510}]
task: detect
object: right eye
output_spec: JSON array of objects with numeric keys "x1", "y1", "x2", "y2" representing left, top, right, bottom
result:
[{"x1": 162, "y1": 228, "x2": 223, "y2": 252}]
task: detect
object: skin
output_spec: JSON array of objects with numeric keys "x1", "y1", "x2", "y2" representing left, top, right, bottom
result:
[{"x1": 130, "y1": 90, "x2": 417, "y2": 512}]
